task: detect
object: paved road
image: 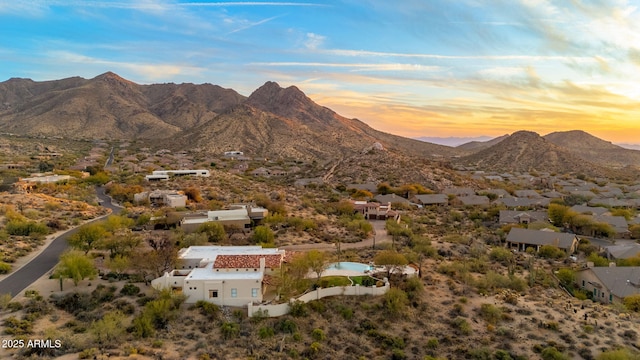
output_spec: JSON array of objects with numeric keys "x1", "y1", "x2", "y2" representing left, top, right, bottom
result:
[{"x1": 0, "y1": 187, "x2": 121, "y2": 298}]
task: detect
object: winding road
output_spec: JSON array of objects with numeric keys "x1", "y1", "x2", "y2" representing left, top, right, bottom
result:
[{"x1": 0, "y1": 187, "x2": 121, "y2": 298}]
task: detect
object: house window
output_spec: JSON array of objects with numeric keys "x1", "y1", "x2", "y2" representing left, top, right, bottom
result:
[
  {"x1": 231, "y1": 288, "x2": 237, "y2": 298},
  {"x1": 582, "y1": 280, "x2": 585, "y2": 287},
  {"x1": 252, "y1": 288, "x2": 258, "y2": 298},
  {"x1": 209, "y1": 290, "x2": 218, "y2": 298}
]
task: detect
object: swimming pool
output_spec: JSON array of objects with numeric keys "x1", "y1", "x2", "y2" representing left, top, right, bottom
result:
[{"x1": 326, "y1": 262, "x2": 372, "y2": 273}]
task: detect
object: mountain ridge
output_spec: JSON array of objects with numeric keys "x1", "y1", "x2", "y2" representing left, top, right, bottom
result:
[
  {"x1": 0, "y1": 73, "x2": 462, "y2": 160},
  {"x1": 456, "y1": 130, "x2": 626, "y2": 176}
]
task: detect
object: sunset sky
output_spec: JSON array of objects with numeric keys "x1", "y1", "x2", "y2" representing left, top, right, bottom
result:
[{"x1": 1, "y1": 1, "x2": 640, "y2": 144}]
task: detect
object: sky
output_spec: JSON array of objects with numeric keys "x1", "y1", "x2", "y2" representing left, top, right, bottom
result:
[{"x1": 1, "y1": 0, "x2": 640, "y2": 144}]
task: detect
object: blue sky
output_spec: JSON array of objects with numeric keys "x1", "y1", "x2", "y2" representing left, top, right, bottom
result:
[{"x1": 2, "y1": 0, "x2": 640, "y2": 143}]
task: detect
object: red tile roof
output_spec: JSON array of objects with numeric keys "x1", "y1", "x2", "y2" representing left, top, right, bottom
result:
[{"x1": 213, "y1": 254, "x2": 283, "y2": 269}]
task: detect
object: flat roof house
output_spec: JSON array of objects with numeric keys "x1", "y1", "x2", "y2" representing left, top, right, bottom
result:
[
  {"x1": 180, "y1": 205, "x2": 268, "y2": 232},
  {"x1": 506, "y1": 227, "x2": 579, "y2": 254},
  {"x1": 151, "y1": 246, "x2": 286, "y2": 306}
]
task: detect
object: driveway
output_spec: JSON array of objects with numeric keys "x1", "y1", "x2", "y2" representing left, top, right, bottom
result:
[
  {"x1": 0, "y1": 186, "x2": 122, "y2": 298},
  {"x1": 281, "y1": 219, "x2": 391, "y2": 252}
]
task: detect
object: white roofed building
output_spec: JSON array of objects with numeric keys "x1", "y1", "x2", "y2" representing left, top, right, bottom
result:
[{"x1": 151, "y1": 245, "x2": 286, "y2": 306}]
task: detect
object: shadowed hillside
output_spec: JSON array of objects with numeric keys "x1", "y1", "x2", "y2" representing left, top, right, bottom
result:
[
  {"x1": 544, "y1": 130, "x2": 640, "y2": 168},
  {"x1": 457, "y1": 130, "x2": 621, "y2": 176}
]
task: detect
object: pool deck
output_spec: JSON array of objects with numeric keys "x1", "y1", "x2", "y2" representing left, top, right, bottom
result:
[{"x1": 312, "y1": 265, "x2": 418, "y2": 279}]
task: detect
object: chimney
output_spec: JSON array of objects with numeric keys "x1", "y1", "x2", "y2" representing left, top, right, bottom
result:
[{"x1": 259, "y1": 257, "x2": 266, "y2": 272}]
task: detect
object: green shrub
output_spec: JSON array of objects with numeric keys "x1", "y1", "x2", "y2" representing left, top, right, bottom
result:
[
  {"x1": 479, "y1": 303, "x2": 503, "y2": 325},
  {"x1": 289, "y1": 300, "x2": 308, "y2": 317},
  {"x1": 276, "y1": 319, "x2": 297, "y2": 334},
  {"x1": 596, "y1": 348, "x2": 639, "y2": 360},
  {"x1": 259, "y1": 326, "x2": 274, "y2": 339},
  {"x1": 452, "y1": 317, "x2": 471, "y2": 335},
  {"x1": 538, "y1": 245, "x2": 566, "y2": 260},
  {"x1": 5, "y1": 220, "x2": 49, "y2": 236},
  {"x1": 3, "y1": 316, "x2": 33, "y2": 335},
  {"x1": 311, "y1": 328, "x2": 326, "y2": 341},
  {"x1": 384, "y1": 288, "x2": 409, "y2": 317},
  {"x1": 220, "y1": 322, "x2": 240, "y2": 339},
  {"x1": 426, "y1": 338, "x2": 439, "y2": 349},
  {"x1": 339, "y1": 306, "x2": 353, "y2": 320},
  {"x1": 540, "y1": 346, "x2": 569, "y2": 360},
  {"x1": 489, "y1": 247, "x2": 514, "y2": 265},
  {"x1": 195, "y1": 300, "x2": 219, "y2": 319},
  {"x1": 120, "y1": 284, "x2": 140, "y2": 296},
  {"x1": 0, "y1": 262, "x2": 11, "y2": 274},
  {"x1": 623, "y1": 294, "x2": 640, "y2": 312}
]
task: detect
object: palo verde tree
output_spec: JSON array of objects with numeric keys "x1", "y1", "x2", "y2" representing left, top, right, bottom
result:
[
  {"x1": 251, "y1": 225, "x2": 275, "y2": 245},
  {"x1": 53, "y1": 251, "x2": 97, "y2": 290},
  {"x1": 68, "y1": 222, "x2": 107, "y2": 254},
  {"x1": 305, "y1": 250, "x2": 329, "y2": 285},
  {"x1": 197, "y1": 222, "x2": 228, "y2": 243},
  {"x1": 374, "y1": 250, "x2": 408, "y2": 279}
]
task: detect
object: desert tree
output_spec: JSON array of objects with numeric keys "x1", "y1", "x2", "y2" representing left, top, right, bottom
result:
[
  {"x1": 197, "y1": 222, "x2": 228, "y2": 243},
  {"x1": 251, "y1": 225, "x2": 274, "y2": 245},
  {"x1": 132, "y1": 233, "x2": 178, "y2": 281},
  {"x1": 305, "y1": 250, "x2": 329, "y2": 285},
  {"x1": 53, "y1": 251, "x2": 98, "y2": 289},
  {"x1": 68, "y1": 222, "x2": 107, "y2": 254},
  {"x1": 98, "y1": 229, "x2": 141, "y2": 259},
  {"x1": 90, "y1": 311, "x2": 126, "y2": 347},
  {"x1": 374, "y1": 250, "x2": 408, "y2": 279}
]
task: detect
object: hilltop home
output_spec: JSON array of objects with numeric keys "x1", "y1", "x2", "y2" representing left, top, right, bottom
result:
[
  {"x1": 575, "y1": 264, "x2": 640, "y2": 304},
  {"x1": 351, "y1": 201, "x2": 398, "y2": 220},
  {"x1": 180, "y1": 205, "x2": 268, "y2": 232},
  {"x1": 145, "y1": 169, "x2": 210, "y2": 181},
  {"x1": 506, "y1": 228, "x2": 579, "y2": 254},
  {"x1": 134, "y1": 190, "x2": 187, "y2": 208},
  {"x1": 151, "y1": 246, "x2": 285, "y2": 306}
]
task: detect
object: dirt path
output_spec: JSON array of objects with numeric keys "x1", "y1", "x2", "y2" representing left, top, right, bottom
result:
[{"x1": 281, "y1": 220, "x2": 391, "y2": 251}]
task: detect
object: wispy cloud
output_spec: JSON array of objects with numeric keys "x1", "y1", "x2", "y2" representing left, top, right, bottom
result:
[
  {"x1": 250, "y1": 62, "x2": 443, "y2": 72},
  {"x1": 45, "y1": 50, "x2": 206, "y2": 82},
  {"x1": 304, "y1": 33, "x2": 325, "y2": 50},
  {"x1": 228, "y1": 15, "x2": 281, "y2": 34},
  {"x1": 323, "y1": 49, "x2": 602, "y2": 63}
]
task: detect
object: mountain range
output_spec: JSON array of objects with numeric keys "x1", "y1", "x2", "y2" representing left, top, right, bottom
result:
[
  {"x1": 0, "y1": 72, "x2": 639, "y2": 176},
  {"x1": 0, "y1": 72, "x2": 457, "y2": 160}
]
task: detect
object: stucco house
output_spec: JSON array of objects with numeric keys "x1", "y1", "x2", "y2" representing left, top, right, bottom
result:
[
  {"x1": 506, "y1": 228, "x2": 579, "y2": 254},
  {"x1": 134, "y1": 190, "x2": 187, "y2": 208},
  {"x1": 179, "y1": 204, "x2": 268, "y2": 232},
  {"x1": 151, "y1": 246, "x2": 286, "y2": 306},
  {"x1": 351, "y1": 201, "x2": 398, "y2": 220},
  {"x1": 575, "y1": 264, "x2": 640, "y2": 304}
]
